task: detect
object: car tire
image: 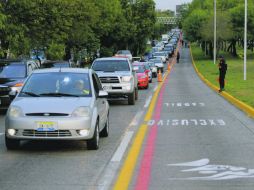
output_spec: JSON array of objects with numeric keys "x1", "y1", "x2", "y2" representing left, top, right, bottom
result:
[
  {"x1": 100, "y1": 114, "x2": 109, "y2": 137},
  {"x1": 145, "y1": 83, "x2": 149, "y2": 89},
  {"x1": 87, "y1": 121, "x2": 99, "y2": 150},
  {"x1": 135, "y1": 87, "x2": 138, "y2": 100},
  {"x1": 5, "y1": 135, "x2": 20, "y2": 150},
  {"x1": 128, "y1": 91, "x2": 135, "y2": 105}
]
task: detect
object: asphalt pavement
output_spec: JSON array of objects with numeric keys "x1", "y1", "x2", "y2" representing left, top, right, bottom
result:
[
  {"x1": 0, "y1": 62, "x2": 170, "y2": 190},
  {"x1": 122, "y1": 45, "x2": 254, "y2": 190}
]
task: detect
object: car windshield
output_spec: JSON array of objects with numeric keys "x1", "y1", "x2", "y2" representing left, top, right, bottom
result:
[
  {"x1": 0, "y1": 63, "x2": 26, "y2": 78},
  {"x1": 20, "y1": 72, "x2": 91, "y2": 97},
  {"x1": 117, "y1": 50, "x2": 131, "y2": 55},
  {"x1": 149, "y1": 59, "x2": 162, "y2": 63},
  {"x1": 92, "y1": 60, "x2": 130, "y2": 72},
  {"x1": 134, "y1": 66, "x2": 145, "y2": 73},
  {"x1": 41, "y1": 62, "x2": 70, "y2": 68},
  {"x1": 154, "y1": 52, "x2": 165, "y2": 56}
]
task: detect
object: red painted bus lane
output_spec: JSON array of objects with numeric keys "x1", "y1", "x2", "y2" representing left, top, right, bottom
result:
[{"x1": 134, "y1": 72, "x2": 171, "y2": 190}]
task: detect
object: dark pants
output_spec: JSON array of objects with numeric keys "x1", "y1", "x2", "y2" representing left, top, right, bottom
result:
[{"x1": 219, "y1": 71, "x2": 226, "y2": 90}]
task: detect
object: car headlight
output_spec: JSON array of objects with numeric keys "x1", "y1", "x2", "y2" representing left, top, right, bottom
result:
[
  {"x1": 122, "y1": 76, "x2": 132, "y2": 82},
  {"x1": 72, "y1": 107, "x2": 90, "y2": 117},
  {"x1": 11, "y1": 83, "x2": 23, "y2": 93},
  {"x1": 8, "y1": 106, "x2": 23, "y2": 118}
]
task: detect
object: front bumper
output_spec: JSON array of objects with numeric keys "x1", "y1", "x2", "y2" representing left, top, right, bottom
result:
[
  {"x1": 0, "y1": 96, "x2": 11, "y2": 109},
  {"x1": 5, "y1": 116, "x2": 94, "y2": 140},
  {"x1": 101, "y1": 83, "x2": 134, "y2": 94}
]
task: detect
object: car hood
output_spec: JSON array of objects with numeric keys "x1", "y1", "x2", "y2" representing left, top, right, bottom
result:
[
  {"x1": 0, "y1": 78, "x2": 25, "y2": 87},
  {"x1": 11, "y1": 97, "x2": 93, "y2": 114}
]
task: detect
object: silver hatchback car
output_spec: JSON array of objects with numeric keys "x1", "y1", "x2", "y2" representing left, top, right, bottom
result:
[{"x1": 5, "y1": 68, "x2": 109, "y2": 150}]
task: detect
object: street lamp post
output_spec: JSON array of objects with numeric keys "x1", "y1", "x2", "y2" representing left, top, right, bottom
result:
[
  {"x1": 214, "y1": 0, "x2": 216, "y2": 65},
  {"x1": 244, "y1": 0, "x2": 247, "y2": 80}
]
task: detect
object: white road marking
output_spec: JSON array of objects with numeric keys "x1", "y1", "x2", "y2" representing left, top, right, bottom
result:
[
  {"x1": 144, "y1": 95, "x2": 152, "y2": 108},
  {"x1": 168, "y1": 159, "x2": 254, "y2": 181},
  {"x1": 129, "y1": 111, "x2": 143, "y2": 127},
  {"x1": 111, "y1": 131, "x2": 134, "y2": 162},
  {"x1": 153, "y1": 85, "x2": 158, "y2": 92},
  {"x1": 95, "y1": 131, "x2": 134, "y2": 190}
]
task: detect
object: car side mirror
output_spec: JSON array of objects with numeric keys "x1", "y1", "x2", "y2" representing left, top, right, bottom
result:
[
  {"x1": 98, "y1": 90, "x2": 108, "y2": 98},
  {"x1": 9, "y1": 90, "x2": 17, "y2": 101}
]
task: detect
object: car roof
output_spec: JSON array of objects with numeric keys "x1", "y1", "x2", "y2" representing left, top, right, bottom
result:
[
  {"x1": 43, "y1": 60, "x2": 69, "y2": 64},
  {"x1": 94, "y1": 57, "x2": 129, "y2": 61},
  {"x1": 0, "y1": 59, "x2": 28, "y2": 64},
  {"x1": 33, "y1": 68, "x2": 90, "y2": 74}
]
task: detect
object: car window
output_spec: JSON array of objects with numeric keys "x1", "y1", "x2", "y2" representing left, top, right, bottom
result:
[
  {"x1": 92, "y1": 60, "x2": 130, "y2": 72},
  {"x1": 0, "y1": 63, "x2": 26, "y2": 78},
  {"x1": 20, "y1": 72, "x2": 91, "y2": 97}
]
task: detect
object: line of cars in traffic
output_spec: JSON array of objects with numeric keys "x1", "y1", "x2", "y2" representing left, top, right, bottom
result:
[{"x1": 3, "y1": 29, "x2": 181, "y2": 150}]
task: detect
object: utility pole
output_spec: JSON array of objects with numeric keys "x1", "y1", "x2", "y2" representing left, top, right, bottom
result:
[
  {"x1": 244, "y1": 0, "x2": 247, "y2": 80},
  {"x1": 214, "y1": 0, "x2": 217, "y2": 64}
]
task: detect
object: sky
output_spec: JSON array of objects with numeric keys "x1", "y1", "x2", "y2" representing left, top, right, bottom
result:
[{"x1": 154, "y1": 0, "x2": 193, "y2": 11}]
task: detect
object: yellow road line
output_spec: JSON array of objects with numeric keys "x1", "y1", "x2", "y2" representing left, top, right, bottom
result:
[
  {"x1": 190, "y1": 45, "x2": 254, "y2": 118},
  {"x1": 113, "y1": 71, "x2": 170, "y2": 190}
]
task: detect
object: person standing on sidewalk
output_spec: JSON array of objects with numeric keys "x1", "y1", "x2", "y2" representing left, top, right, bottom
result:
[
  {"x1": 177, "y1": 51, "x2": 180, "y2": 63},
  {"x1": 218, "y1": 55, "x2": 227, "y2": 92}
]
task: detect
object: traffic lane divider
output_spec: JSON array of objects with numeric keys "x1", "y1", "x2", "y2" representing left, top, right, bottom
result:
[
  {"x1": 190, "y1": 45, "x2": 254, "y2": 118},
  {"x1": 113, "y1": 60, "x2": 174, "y2": 190}
]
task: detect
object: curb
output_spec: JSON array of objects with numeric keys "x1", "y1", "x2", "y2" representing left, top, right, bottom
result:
[{"x1": 189, "y1": 45, "x2": 254, "y2": 118}]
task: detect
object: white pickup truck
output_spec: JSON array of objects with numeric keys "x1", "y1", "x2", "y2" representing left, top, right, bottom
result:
[{"x1": 91, "y1": 57, "x2": 138, "y2": 105}]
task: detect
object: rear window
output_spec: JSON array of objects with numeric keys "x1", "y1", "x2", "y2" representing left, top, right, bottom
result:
[
  {"x1": 92, "y1": 60, "x2": 130, "y2": 72},
  {"x1": 0, "y1": 63, "x2": 26, "y2": 78}
]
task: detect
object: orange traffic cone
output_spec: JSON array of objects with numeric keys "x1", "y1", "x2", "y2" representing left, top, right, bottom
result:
[
  {"x1": 157, "y1": 70, "x2": 162, "y2": 82},
  {"x1": 167, "y1": 63, "x2": 171, "y2": 71}
]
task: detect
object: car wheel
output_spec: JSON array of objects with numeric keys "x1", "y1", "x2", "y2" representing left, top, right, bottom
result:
[
  {"x1": 135, "y1": 87, "x2": 138, "y2": 100},
  {"x1": 145, "y1": 83, "x2": 149, "y2": 89},
  {"x1": 128, "y1": 91, "x2": 135, "y2": 105},
  {"x1": 5, "y1": 135, "x2": 20, "y2": 150},
  {"x1": 100, "y1": 114, "x2": 109, "y2": 137},
  {"x1": 87, "y1": 121, "x2": 99, "y2": 150}
]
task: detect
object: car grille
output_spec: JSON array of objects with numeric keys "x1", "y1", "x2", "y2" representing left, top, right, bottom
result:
[
  {"x1": 0, "y1": 86, "x2": 11, "y2": 96},
  {"x1": 99, "y1": 77, "x2": 120, "y2": 83},
  {"x1": 26, "y1": 113, "x2": 69, "y2": 116},
  {"x1": 23, "y1": 130, "x2": 72, "y2": 137}
]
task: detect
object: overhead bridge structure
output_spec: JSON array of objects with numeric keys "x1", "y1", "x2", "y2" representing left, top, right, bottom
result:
[{"x1": 157, "y1": 17, "x2": 177, "y2": 25}]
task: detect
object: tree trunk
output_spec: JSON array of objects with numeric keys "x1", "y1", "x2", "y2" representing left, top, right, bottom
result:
[{"x1": 209, "y1": 41, "x2": 213, "y2": 59}]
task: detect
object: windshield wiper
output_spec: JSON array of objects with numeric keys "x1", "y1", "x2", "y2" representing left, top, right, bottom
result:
[
  {"x1": 21, "y1": 91, "x2": 40, "y2": 97},
  {"x1": 39, "y1": 92, "x2": 80, "y2": 97}
]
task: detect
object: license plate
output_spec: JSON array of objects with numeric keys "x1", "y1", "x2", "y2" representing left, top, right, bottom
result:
[
  {"x1": 103, "y1": 86, "x2": 111, "y2": 90},
  {"x1": 36, "y1": 121, "x2": 57, "y2": 131}
]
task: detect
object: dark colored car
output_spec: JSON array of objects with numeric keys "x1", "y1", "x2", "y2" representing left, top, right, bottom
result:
[
  {"x1": 40, "y1": 60, "x2": 71, "y2": 69},
  {"x1": 0, "y1": 59, "x2": 39, "y2": 109}
]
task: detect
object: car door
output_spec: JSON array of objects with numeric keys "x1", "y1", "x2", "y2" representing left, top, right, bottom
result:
[{"x1": 92, "y1": 73, "x2": 108, "y2": 130}]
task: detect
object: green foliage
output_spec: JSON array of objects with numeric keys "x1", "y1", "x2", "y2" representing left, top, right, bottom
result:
[
  {"x1": 0, "y1": 0, "x2": 156, "y2": 59},
  {"x1": 192, "y1": 43, "x2": 254, "y2": 107},
  {"x1": 46, "y1": 42, "x2": 65, "y2": 60}
]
